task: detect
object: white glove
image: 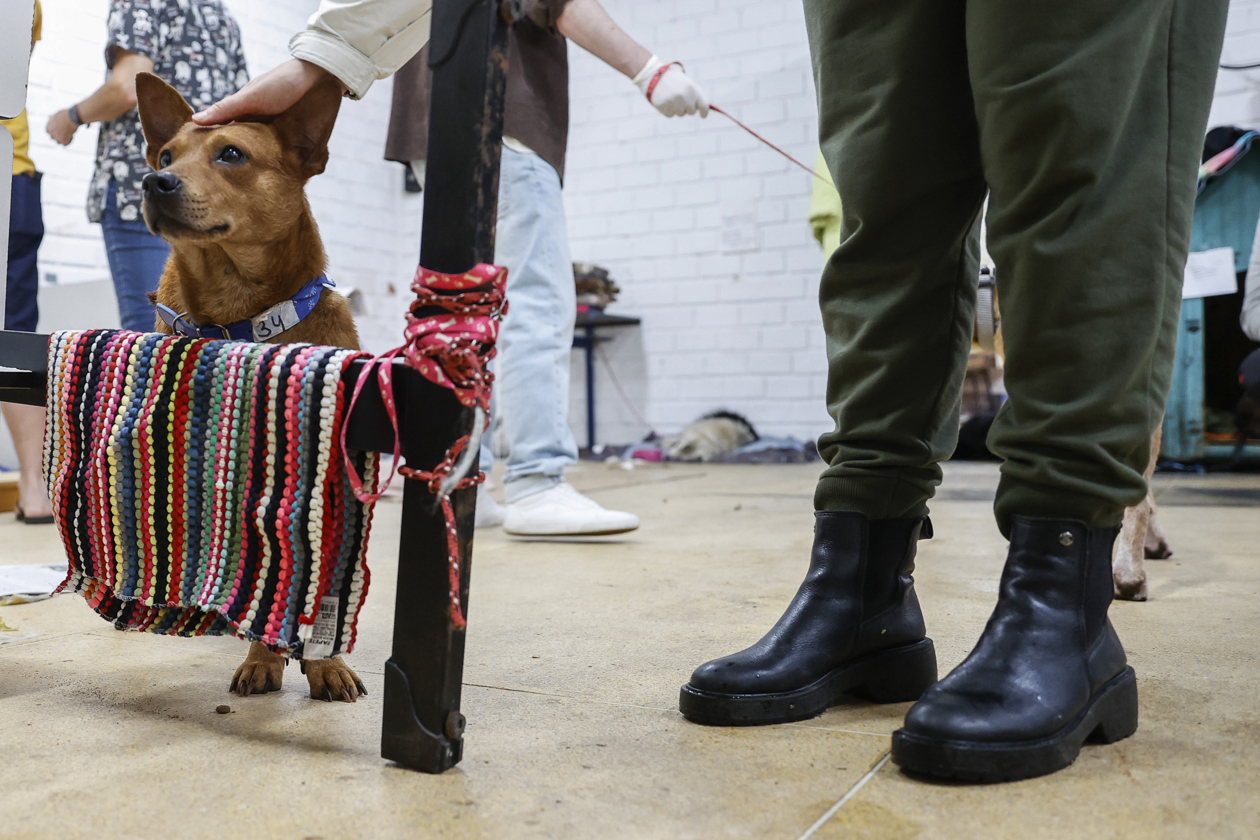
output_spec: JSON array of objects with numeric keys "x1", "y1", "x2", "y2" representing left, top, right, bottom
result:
[{"x1": 632, "y1": 55, "x2": 709, "y2": 118}]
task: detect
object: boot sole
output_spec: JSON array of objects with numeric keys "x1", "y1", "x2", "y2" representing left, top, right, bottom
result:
[
  {"x1": 678, "y1": 639, "x2": 937, "y2": 726},
  {"x1": 890, "y1": 666, "x2": 1139, "y2": 783}
]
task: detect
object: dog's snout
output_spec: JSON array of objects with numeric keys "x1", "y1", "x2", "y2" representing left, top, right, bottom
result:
[{"x1": 143, "y1": 171, "x2": 183, "y2": 197}]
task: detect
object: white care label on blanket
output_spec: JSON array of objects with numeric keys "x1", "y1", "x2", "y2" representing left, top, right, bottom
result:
[
  {"x1": 252, "y1": 299, "x2": 301, "y2": 341},
  {"x1": 303, "y1": 596, "x2": 340, "y2": 659},
  {"x1": 1183, "y1": 247, "x2": 1238, "y2": 299}
]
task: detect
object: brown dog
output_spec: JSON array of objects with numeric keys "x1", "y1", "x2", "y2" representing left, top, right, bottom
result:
[{"x1": 135, "y1": 72, "x2": 365, "y2": 702}]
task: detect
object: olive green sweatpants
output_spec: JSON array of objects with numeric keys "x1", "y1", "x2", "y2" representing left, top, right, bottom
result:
[{"x1": 805, "y1": 0, "x2": 1228, "y2": 533}]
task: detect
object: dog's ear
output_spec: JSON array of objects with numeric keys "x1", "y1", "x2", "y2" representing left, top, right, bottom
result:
[
  {"x1": 137, "y1": 73, "x2": 194, "y2": 170},
  {"x1": 271, "y1": 76, "x2": 343, "y2": 177}
]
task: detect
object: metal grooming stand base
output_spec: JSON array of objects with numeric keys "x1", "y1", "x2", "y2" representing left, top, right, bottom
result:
[{"x1": 0, "y1": 0, "x2": 509, "y2": 774}]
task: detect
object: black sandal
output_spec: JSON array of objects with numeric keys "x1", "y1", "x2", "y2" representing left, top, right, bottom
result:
[{"x1": 14, "y1": 505, "x2": 55, "y2": 525}]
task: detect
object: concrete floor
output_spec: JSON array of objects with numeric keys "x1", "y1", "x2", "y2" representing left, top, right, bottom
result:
[{"x1": 1, "y1": 461, "x2": 1257, "y2": 839}]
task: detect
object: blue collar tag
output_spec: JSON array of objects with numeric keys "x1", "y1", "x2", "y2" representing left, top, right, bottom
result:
[{"x1": 156, "y1": 274, "x2": 335, "y2": 341}]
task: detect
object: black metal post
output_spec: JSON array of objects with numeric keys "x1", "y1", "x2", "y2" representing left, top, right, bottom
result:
[
  {"x1": 354, "y1": 365, "x2": 480, "y2": 773},
  {"x1": 379, "y1": 0, "x2": 510, "y2": 773}
]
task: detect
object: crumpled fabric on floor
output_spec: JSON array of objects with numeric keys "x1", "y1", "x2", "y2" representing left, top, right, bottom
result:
[{"x1": 714, "y1": 437, "x2": 821, "y2": 464}]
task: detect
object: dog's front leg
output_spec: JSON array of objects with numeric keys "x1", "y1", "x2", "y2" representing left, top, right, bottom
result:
[
  {"x1": 1113, "y1": 499, "x2": 1150, "y2": 601},
  {"x1": 300, "y1": 657, "x2": 367, "y2": 703},
  {"x1": 230, "y1": 641, "x2": 287, "y2": 696},
  {"x1": 1142, "y1": 424, "x2": 1172, "y2": 560},
  {"x1": 1144, "y1": 496, "x2": 1173, "y2": 559}
]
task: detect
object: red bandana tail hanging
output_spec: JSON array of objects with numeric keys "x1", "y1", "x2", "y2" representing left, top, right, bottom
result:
[{"x1": 342, "y1": 263, "x2": 508, "y2": 629}]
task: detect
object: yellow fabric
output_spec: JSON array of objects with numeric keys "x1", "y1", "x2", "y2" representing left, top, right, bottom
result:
[
  {"x1": 808, "y1": 149, "x2": 842, "y2": 260},
  {"x1": 2, "y1": 1, "x2": 42, "y2": 176}
]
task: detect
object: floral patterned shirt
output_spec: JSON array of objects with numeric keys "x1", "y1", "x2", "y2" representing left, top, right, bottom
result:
[{"x1": 88, "y1": 0, "x2": 248, "y2": 224}]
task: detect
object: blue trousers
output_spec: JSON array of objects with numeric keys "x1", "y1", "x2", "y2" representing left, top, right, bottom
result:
[
  {"x1": 100, "y1": 182, "x2": 170, "y2": 332},
  {"x1": 5, "y1": 172, "x2": 42, "y2": 332},
  {"x1": 478, "y1": 145, "x2": 579, "y2": 488}
]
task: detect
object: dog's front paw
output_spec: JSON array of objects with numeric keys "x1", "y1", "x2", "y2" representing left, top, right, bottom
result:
[
  {"x1": 1143, "y1": 531, "x2": 1173, "y2": 560},
  {"x1": 301, "y1": 656, "x2": 367, "y2": 703},
  {"x1": 230, "y1": 641, "x2": 287, "y2": 697},
  {"x1": 1113, "y1": 574, "x2": 1148, "y2": 602}
]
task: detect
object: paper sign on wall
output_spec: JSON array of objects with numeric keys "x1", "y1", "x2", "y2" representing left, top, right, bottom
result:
[{"x1": 1183, "y1": 247, "x2": 1238, "y2": 299}]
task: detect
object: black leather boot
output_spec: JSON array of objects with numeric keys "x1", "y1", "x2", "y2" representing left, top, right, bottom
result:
[
  {"x1": 679, "y1": 512, "x2": 937, "y2": 726},
  {"x1": 891, "y1": 516, "x2": 1138, "y2": 782}
]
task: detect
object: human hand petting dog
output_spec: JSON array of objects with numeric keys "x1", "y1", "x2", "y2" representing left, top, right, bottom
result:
[{"x1": 193, "y1": 58, "x2": 344, "y2": 125}]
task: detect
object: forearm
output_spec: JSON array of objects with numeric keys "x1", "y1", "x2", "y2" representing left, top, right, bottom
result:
[
  {"x1": 77, "y1": 76, "x2": 139, "y2": 123},
  {"x1": 78, "y1": 53, "x2": 155, "y2": 123},
  {"x1": 556, "y1": 0, "x2": 650, "y2": 78},
  {"x1": 290, "y1": 0, "x2": 433, "y2": 99}
]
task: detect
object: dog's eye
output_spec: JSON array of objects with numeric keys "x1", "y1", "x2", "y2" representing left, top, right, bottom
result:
[
  {"x1": 216, "y1": 145, "x2": 247, "y2": 165},
  {"x1": 159, "y1": 150, "x2": 172, "y2": 168}
]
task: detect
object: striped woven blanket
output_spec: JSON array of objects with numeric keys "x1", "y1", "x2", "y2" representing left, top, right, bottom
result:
[{"x1": 44, "y1": 329, "x2": 377, "y2": 659}]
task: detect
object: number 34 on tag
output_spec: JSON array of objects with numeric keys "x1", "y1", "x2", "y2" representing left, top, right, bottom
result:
[{"x1": 252, "y1": 300, "x2": 301, "y2": 341}]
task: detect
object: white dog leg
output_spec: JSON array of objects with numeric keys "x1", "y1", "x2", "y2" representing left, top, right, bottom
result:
[
  {"x1": 1113, "y1": 423, "x2": 1165, "y2": 600},
  {"x1": 1113, "y1": 497, "x2": 1150, "y2": 601}
]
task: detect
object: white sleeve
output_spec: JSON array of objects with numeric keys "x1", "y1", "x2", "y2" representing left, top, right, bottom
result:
[
  {"x1": 288, "y1": 0, "x2": 433, "y2": 100},
  {"x1": 1243, "y1": 218, "x2": 1260, "y2": 342}
]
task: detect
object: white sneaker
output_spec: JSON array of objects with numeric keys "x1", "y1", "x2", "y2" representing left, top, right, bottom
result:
[
  {"x1": 475, "y1": 484, "x2": 507, "y2": 529},
  {"x1": 503, "y1": 481, "x2": 639, "y2": 536}
]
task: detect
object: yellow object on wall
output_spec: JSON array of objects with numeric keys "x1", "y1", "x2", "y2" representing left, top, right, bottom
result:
[{"x1": 808, "y1": 149, "x2": 842, "y2": 260}]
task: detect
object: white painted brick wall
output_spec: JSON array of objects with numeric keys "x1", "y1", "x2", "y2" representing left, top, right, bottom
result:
[
  {"x1": 1212, "y1": 0, "x2": 1260, "y2": 129},
  {"x1": 564, "y1": 0, "x2": 830, "y2": 446},
  {"x1": 24, "y1": 0, "x2": 421, "y2": 353},
  {"x1": 567, "y1": 0, "x2": 1260, "y2": 448}
]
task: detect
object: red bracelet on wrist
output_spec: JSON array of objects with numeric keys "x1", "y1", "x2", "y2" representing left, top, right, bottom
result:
[{"x1": 645, "y1": 61, "x2": 684, "y2": 102}]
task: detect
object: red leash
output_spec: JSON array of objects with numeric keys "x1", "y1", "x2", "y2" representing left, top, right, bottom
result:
[{"x1": 645, "y1": 62, "x2": 830, "y2": 184}]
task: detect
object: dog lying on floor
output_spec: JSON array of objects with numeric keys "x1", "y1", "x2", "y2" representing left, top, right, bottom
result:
[
  {"x1": 663, "y1": 411, "x2": 759, "y2": 462},
  {"x1": 135, "y1": 72, "x2": 365, "y2": 702}
]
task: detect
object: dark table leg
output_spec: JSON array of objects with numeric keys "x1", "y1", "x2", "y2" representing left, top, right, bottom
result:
[
  {"x1": 380, "y1": 0, "x2": 509, "y2": 774},
  {"x1": 585, "y1": 323, "x2": 596, "y2": 451}
]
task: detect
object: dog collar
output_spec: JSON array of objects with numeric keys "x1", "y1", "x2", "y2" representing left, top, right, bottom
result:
[{"x1": 156, "y1": 274, "x2": 335, "y2": 341}]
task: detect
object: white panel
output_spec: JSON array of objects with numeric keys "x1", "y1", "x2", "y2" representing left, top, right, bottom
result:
[{"x1": 0, "y1": 0, "x2": 35, "y2": 118}]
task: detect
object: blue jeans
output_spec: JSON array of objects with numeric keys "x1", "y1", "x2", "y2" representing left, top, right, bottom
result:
[
  {"x1": 5, "y1": 173, "x2": 42, "y2": 332},
  {"x1": 100, "y1": 182, "x2": 170, "y2": 331},
  {"x1": 479, "y1": 146, "x2": 579, "y2": 494}
]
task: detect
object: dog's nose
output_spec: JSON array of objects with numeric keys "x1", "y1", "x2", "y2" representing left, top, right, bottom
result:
[{"x1": 143, "y1": 171, "x2": 183, "y2": 196}]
